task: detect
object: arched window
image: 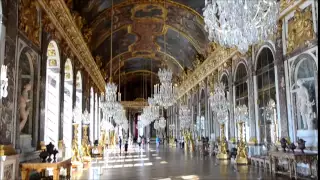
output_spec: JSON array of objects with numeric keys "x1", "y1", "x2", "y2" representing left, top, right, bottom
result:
[
  {"x1": 90, "y1": 87, "x2": 94, "y2": 143},
  {"x1": 63, "y1": 59, "x2": 73, "y2": 157},
  {"x1": 256, "y1": 48, "x2": 276, "y2": 144},
  {"x1": 235, "y1": 63, "x2": 248, "y2": 106},
  {"x1": 94, "y1": 93, "x2": 99, "y2": 140},
  {"x1": 221, "y1": 74, "x2": 229, "y2": 139},
  {"x1": 75, "y1": 71, "x2": 82, "y2": 147},
  {"x1": 44, "y1": 41, "x2": 61, "y2": 147},
  {"x1": 234, "y1": 62, "x2": 249, "y2": 141},
  {"x1": 193, "y1": 93, "x2": 198, "y2": 131},
  {"x1": 199, "y1": 90, "x2": 205, "y2": 137}
]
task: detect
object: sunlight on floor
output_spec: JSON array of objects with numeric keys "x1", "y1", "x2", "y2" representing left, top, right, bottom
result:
[
  {"x1": 180, "y1": 175, "x2": 200, "y2": 180},
  {"x1": 102, "y1": 162, "x2": 153, "y2": 169}
]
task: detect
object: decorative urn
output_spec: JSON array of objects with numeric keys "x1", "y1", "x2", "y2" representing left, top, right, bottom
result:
[
  {"x1": 280, "y1": 138, "x2": 287, "y2": 152},
  {"x1": 297, "y1": 139, "x2": 306, "y2": 153}
]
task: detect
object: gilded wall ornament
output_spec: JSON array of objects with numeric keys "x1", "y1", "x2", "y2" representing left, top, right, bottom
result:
[
  {"x1": 280, "y1": 0, "x2": 295, "y2": 12},
  {"x1": 287, "y1": 6, "x2": 315, "y2": 54},
  {"x1": 19, "y1": 0, "x2": 40, "y2": 46}
]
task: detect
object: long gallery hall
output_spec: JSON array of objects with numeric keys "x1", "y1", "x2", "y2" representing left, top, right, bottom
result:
[{"x1": 0, "y1": 0, "x2": 318, "y2": 180}]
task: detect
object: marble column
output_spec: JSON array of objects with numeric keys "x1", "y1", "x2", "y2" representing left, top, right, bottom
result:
[
  {"x1": 248, "y1": 57, "x2": 256, "y2": 142},
  {"x1": 275, "y1": 36, "x2": 289, "y2": 138}
]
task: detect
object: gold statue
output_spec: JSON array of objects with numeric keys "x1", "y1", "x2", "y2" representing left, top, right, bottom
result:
[
  {"x1": 217, "y1": 124, "x2": 228, "y2": 160},
  {"x1": 81, "y1": 125, "x2": 91, "y2": 157},
  {"x1": 65, "y1": 0, "x2": 73, "y2": 9},
  {"x1": 235, "y1": 122, "x2": 248, "y2": 164},
  {"x1": 83, "y1": 27, "x2": 93, "y2": 44},
  {"x1": 72, "y1": 124, "x2": 82, "y2": 163},
  {"x1": 95, "y1": 55, "x2": 103, "y2": 69},
  {"x1": 72, "y1": 12, "x2": 84, "y2": 30},
  {"x1": 287, "y1": 7, "x2": 315, "y2": 53}
]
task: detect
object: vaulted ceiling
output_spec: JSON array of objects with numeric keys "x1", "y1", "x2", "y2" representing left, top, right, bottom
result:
[{"x1": 73, "y1": 0, "x2": 209, "y2": 100}]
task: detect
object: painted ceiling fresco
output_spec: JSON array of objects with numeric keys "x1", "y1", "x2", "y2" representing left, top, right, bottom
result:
[
  {"x1": 156, "y1": 28, "x2": 196, "y2": 69},
  {"x1": 74, "y1": 0, "x2": 209, "y2": 96},
  {"x1": 121, "y1": 58, "x2": 161, "y2": 73}
]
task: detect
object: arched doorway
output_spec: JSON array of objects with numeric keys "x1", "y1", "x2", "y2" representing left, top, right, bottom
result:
[
  {"x1": 44, "y1": 41, "x2": 61, "y2": 147},
  {"x1": 75, "y1": 71, "x2": 83, "y2": 147},
  {"x1": 63, "y1": 59, "x2": 73, "y2": 157}
]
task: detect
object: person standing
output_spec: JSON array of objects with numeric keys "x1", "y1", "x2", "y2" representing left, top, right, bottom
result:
[
  {"x1": 119, "y1": 136, "x2": 122, "y2": 153},
  {"x1": 137, "y1": 136, "x2": 141, "y2": 149}
]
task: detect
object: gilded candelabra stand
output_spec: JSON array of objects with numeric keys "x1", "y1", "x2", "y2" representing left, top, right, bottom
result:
[
  {"x1": 236, "y1": 121, "x2": 248, "y2": 164},
  {"x1": 71, "y1": 124, "x2": 82, "y2": 164},
  {"x1": 217, "y1": 123, "x2": 228, "y2": 160},
  {"x1": 82, "y1": 125, "x2": 91, "y2": 162}
]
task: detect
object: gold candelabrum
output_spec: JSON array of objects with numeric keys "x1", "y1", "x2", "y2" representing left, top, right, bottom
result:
[
  {"x1": 236, "y1": 121, "x2": 248, "y2": 164},
  {"x1": 72, "y1": 123, "x2": 81, "y2": 162},
  {"x1": 81, "y1": 125, "x2": 91, "y2": 160},
  {"x1": 217, "y1": 123, "x2": 228, "y2": 160}
]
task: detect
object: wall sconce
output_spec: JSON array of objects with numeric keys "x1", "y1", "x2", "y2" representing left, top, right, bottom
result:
[{"x1": 1, "y1": 65, "x2": 8, "y2": 98}]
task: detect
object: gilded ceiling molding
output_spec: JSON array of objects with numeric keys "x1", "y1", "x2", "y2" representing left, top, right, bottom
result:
[
  {"x1": 37, "y1": 0, "x2": 105, "y2": 92},
  {"x1": 177, "y1": 47, "x2": 238, "y2": 99}
]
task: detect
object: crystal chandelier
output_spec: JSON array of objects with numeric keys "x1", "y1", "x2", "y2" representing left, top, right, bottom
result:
[
  {"x1": 114, "y1": 109, "x2": 127, "y2": 126},
  {"x1": 154, "y1": 120, "x2": 160, "y2": 130},
  {"x1": 158, "y1": 68, "x2": 173, "y2": 84},
  {"x1": 154, "y1": 68, "x2": 177, "y2": 109},
  {"x1": 203, "y1": 0, "x2": 279, "y2": 53},
  {"x1": 158, "y1": 116, "x2": 166, "y2": 129},
  {"x1": 235, "y1": 104, "x2": 249, "y2": 123},
  {"x1": 82, "y1": 109, "x2": 90, "y2": 125},
  {"x1": 179, "y1": 105, "x2": 192, "y2": 130},
  {"x1": 72, "y1": 106, "x2": 81, "y2": 123},
  {"x1": 209, "y1": 82, "x2": 229, "y2": 124}
]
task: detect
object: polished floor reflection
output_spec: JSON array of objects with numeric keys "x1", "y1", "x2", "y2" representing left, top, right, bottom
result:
[{"x1": 72, "y1": 145, "x2": 290, "y2": 180}]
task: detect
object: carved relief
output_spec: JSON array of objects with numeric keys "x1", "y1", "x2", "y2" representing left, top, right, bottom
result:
[
  {"x1": 19, "y1": 0, "x2": 40, "y2": 46},
  {"x1": 287, "y1": 6, "x2": 315, "y2": 54},
  {"x1": 82, "y1": 26, "x2": 93, "y2": 45},
  {"x1": 3, "y1": 163, "x2": 13, "y2": 180}
]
